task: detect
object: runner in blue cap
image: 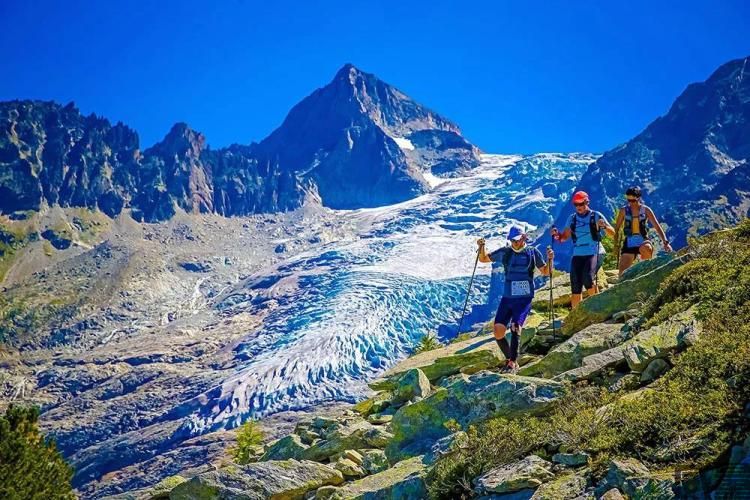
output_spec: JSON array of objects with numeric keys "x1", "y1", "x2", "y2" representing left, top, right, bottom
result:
[{"x1": 477, "y1": 226, "x2": 553, "y2": 373}]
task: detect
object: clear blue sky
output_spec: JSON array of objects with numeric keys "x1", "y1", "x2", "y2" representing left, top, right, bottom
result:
[{"x1": 2, "y1": 1, "x2": 749, "y2": 154}]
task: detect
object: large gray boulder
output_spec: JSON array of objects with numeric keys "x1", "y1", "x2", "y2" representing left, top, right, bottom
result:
[
  {"x1": 531, "y1": 471, "x2": 589, "y2": 499},
  {"x1": 562, "y1": 255, "x2": 683, "y2": 335},
  {"x1": 302, "y1": 419, "x2": 393, "y2": 462},
  {"x1": 554, "y1": 346, "x2": 627, "y2": 383},
  {"x1": 260, "y1": 434, "x2": 309, "y2": 461},
  {"x1": 519, "y1": 323, "x2": 627, "y2": 378},
  {"x1": 386, "y1": 372, "x2": 564, "y2": 461},
  {"x1": 169, "y1": 459, "x2": 344, "y2": 500},
  {"x1": 623, "y1": 309, "x2": 700, "y2": 373},
  {"x1": 391, "y1": 368, "x2": 431, "y2": 406},
  {"x1": 474, "y1": 455, "x2": 555, "y2": 495},
  {"x1": 315, "y1": 456, "x2": 427, "y2": 499}
]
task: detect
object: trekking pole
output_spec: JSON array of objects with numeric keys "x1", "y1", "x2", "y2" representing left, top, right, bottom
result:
[
  {"x1": 457, "y1": 247, "x2": 481, "y2": 335},
  {"x1": 548, "y1": 240, "x2": 555, "y2": 342}
]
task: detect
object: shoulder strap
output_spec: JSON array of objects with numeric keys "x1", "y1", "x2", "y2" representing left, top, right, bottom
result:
[
  {"x1": 502, "y1": 248, "x2": 512, "y2": 270},
  {"x1": 526, "y1": 247, "x2": 536, "y2": 278},
  {"x1": 589, "y1": 212, "x2": 601, "y2": 242},
  {"x1": 570, "y1": 214, "x2": 578, "y2": 242}
]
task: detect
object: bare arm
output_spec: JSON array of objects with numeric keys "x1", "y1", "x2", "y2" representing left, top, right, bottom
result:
[
  {"x1": 613, "y1": 208, "x2": 625, "y2": 248},
  {"x1": 645, "y1": 207, "x2": 673, "y2": 252},
  {"x1": 597, "y1": 216, "x2": 616, "y2": 238},
  {"x1": 538, "y1": 247, "x2": 554, "y2": 276},
  {"x1": 552, "y1": 226, "x2": 572, "y2": 243},
  {"x1": 477, "y1": 239, "x2": 492, "y2": 263}
]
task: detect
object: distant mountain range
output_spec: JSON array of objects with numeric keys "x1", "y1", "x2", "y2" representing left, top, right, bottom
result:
[
  {"x1": 0, "y1": 64, "x2": 480, "y2": 222},
  {"x1": 548, "y1": 55, "x2": 750, "y2": 259}
]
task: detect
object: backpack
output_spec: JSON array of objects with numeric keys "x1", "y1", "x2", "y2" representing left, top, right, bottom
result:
[
  {"x1": 570, "y1": 212, "x2": 601, "y2": 243},
  {"x1": 501, "y1": 247, "x2": 536, "y2": 279},
  {"x1": 622, "y1": 204, "x2": 649, "y2": 238}
]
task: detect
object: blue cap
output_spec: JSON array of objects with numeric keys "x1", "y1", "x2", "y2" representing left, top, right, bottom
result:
[{"x1": 507, "y1": 226, "x2": 525, "y2": 241}]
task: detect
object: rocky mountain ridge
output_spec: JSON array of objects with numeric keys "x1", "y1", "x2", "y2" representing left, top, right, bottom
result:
[{"x1": 0, "y1": 64, "x2": 480, "y2": 222}]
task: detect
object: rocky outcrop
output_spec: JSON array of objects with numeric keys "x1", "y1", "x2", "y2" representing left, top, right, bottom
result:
[
  {"x1": 315, "y1": 456, "x2": 427, "y2": 500},
  {"x1": 386, "y1": 372, "x2": 564, "y2": 460},
  {"x1": 474, "y1": 455, "x2": 555, "y2": 495},
  {"x1": 169, "y1": 459, "x2": 344, "y2": 500}
]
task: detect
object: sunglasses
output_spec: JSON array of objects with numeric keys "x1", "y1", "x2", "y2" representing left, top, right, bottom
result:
[
  {"x1": 573, "y1": 202, "x2": 587, "y2": 207},
  {"x1": 626, "y1": 197, "x2": 640, "y2": 202}
]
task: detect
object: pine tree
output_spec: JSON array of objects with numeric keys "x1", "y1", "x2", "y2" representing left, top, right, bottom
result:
[{"x1": 0, "y1": 405, "x2": 75, "y2": 500}]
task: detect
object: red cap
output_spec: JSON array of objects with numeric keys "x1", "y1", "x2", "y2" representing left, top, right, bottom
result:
[{"x1": 572, "y1": 191, "x2": 589, "y2": 204}]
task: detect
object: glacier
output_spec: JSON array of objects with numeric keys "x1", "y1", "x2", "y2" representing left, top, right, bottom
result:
[{"x1": 180, "y1": 153, "x2": 596, "y2": 433}]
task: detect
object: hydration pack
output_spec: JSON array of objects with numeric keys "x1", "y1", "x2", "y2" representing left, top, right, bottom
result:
[
  {"x1": 501, "y1": 247, "x2": 536, "y2": 298},
  {"x1": 622, "y1": 204, "x2": 649, "y2": 238},
  {"x1": 570, "y1": 212, "x2": 601, "y2": 243}
]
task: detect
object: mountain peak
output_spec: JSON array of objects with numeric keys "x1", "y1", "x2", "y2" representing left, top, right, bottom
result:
[{"x1": 334, "y1": 62, "x2": 364, "y2": 82}]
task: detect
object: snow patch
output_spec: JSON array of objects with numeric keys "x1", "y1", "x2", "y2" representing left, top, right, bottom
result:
[{"x1": 392, "y1": 136, "x2": 415, "y2": 150}]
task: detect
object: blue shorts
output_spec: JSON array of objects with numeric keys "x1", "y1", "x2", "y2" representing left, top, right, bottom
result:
[{"x1": 494, "y1": 296, "x2": 533, "y2": 327}]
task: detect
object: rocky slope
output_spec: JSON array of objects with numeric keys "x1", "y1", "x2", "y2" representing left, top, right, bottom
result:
[
  {"x1": 547, "y1": 55, "x2": 750, "y2": 264},
  {"x1": 0, "y1": 65, "x2": 480, "y2": 221},
  {"x1": 144, "y1": 221, "x2": 750, "y2": 500}
]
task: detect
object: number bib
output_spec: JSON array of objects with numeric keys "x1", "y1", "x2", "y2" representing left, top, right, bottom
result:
[{"x1": 510, "y1": 280, "x2": 531, "y2": 297}]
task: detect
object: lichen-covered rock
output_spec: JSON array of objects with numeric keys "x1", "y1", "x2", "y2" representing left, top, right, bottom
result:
[
  {"x1": 361, "y1": 449, "x2": 389, "y2": 475},
  {"x1": 595, "y1": 458, "x2": 650, "y2": 496},
  {"x1": 315, "y1": 456, "x2": 427, "y2": 499},
  {"x1": 622, "y1": 471, "x2": 677, "y2": 499},
  {"x1": 260, "y1": 434, "x2": 309, "y2": 461},
  {"x1": 146, "y1": 475, "x2": 186, "y2": 499},
  {"x1": 519, "y1": 323, "x2": 627, "y2": 378},
  {"x1": 387, "y1": 372, "x2": 563, "y2": 461},
  {"x1": 333, "y1": 457, "x2": 367, "y2": 479},
  {"x1": 169, "y1": 459, "x2": 344, "y2": 500},
  {"x1": 369, "y1": 335, "x2": 503, "y2": 390},
  {"x1": 424, "y1": 431, "x2": 468, "y2": 465},
  {"x1": 531, "y1": 471, "x2": 588, "y2": 499},
  {"x1": 552, "y1": 451, "x2": 590, "y2": 467},
  {"x1": 640, "y1": 358, "x2": 671, "y2": 383},
  {"x1": 474, "y1": 455, "x2": 555, "y2": 494},
  {"x1": 623, "y1": 309, "x2": 700, "y2": 372},
  {"x1": 554, "y1": 346, "x2": 627, "y2": 383},
  {"x1": 391, "y1": 368, "x2": 431, "y2": 406},
  {"x1": 341, "y1": 449, "x2": 364, "y2": 466},
  {"x1": 562, "y1": 255, "x2": 682, "y2": 335},
  {"x1": 302, "y1": 419, "x2": 393, "y2": 462},
  {"x1": 600, "y1": 488, "x2": 626, "y2": 500}
]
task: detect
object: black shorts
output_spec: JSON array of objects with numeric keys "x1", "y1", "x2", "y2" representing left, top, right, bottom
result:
[
  {"x1": 570, "y1": 255, "x2": 598, "y2": 294},
  {"x1": 621, "y1": 239, "x2": 652, "y2": 255}
]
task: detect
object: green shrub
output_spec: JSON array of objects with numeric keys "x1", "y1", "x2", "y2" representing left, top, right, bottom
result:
[
  {"x1": 232, "y1": 420, "x2": 264, "y2": 464},
  {"x1": 0, "y1": 405, "x2": 75, "y2": 500},
  {"x1": 414, "y1": 333, "x2": 442, "y2": 354}
]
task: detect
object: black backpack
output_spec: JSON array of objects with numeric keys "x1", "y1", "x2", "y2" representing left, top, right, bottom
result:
[
  {"x1": 570, "y1": 212, "x2": 601, "y2": 243},
  {"x1": 501, "y1": 247, "x2": 536, "y2": 279}
]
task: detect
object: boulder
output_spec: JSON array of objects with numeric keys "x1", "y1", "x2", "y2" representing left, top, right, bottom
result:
[
  {"x1": 369, "y1": 335, "x2": 503, "y2": 390},
  {"x1": 562, "y1": 255, "x2": 682, "y2": 335},
  {"x1": 622, "y1": 472, "x2": 677, "y2": 499},
  {"x1": 640, "y1": 358, "x2": 671, "y2": 383},
  {"x1": 260, "y1": 434, "x2": 309, "y2": 461},
  {"x1": 552, "y1": 451, "x2": 590, "y2": 467},
  {"x1": 361, "y1": 449, "x2": 389, "y2": 475},
  {"x1": 519, "y1": 323, "x2": 627, "y2": 378},
  {"x1": 474, "y1": 455, "x2": 555, "y2": 494},
  {"x1": 315, "y1": 456, "x2": 427, "y2": 499},
  {"x1": 530, "y1": 471, "x2": 588, "y2": 499},
  {"x1": 600, "y1": 488, "x2": 626, "y2": 500},
  {"x1": 532, "y1": 273, "x2": 572, "y2": 311},
  {"x1": 169, "y1": 459, "x2": 344, "y2": 500},
  {"x1": 391, "y1": 368, "x2": 431, "y2": 406},
  {"x1": 333, "y1": 457, "x2": 366, "y2": 479},
  {"x1": 342, "y1": 449, "x2": 364, "y2": 466},
  {"x1": 387, "y1": 372, "x2": 564, "y2": 461},
  {"x1": 595, "y1": 458, "x2": 650, "y2": 496},
  {"x1": 424, "y1": 431, "x2": 468, "y2": 465},
  {"x1": 302, "y1": 419, "x2": 393, "y2": 462},
  {"x1": 623, "y1": 309, "x2": 700, "y2": 372},
  {"x1": 554, "y1": 346, "x2": 627, "y2": 383},
  {"x1": 145, "y1": 475, "x2": 186, "y2": 499}
]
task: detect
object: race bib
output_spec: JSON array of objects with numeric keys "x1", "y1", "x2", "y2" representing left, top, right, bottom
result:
[{"x1": 511, "y1": 280, "x2": 531, "y2": 296}]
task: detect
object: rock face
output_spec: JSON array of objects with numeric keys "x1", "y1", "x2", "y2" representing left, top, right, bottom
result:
[
  {"x1": 549, "y1": 55, "x2": 750, "y2": 264},
  {"x1": 474, "y1": 455, "x2": 555, "y2": 494},
  {"x1": 315, "y1": 456, "x2": 427, "y2": 500},
  {"x1": 562, "y1": 255, "x2": 683, "y2": 335},
  {"x1": 169, "y1": 459, "x2": 344, "y2": 500},
  {"x1": 386, "y1": 372, "x2": 564, "y2": 460},
  {"x1": 0, "y1": 65, "x2": 480, "y2": 220}
]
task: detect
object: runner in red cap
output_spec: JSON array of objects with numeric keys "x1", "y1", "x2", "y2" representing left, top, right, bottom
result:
[{"x1": 551, "y1": 191, "x2": 615, "y2": 308}]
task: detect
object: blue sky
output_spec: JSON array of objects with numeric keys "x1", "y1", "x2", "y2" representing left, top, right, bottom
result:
[{"x1": 1, "y1": 1, "x2": 749, "y2": 154}]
